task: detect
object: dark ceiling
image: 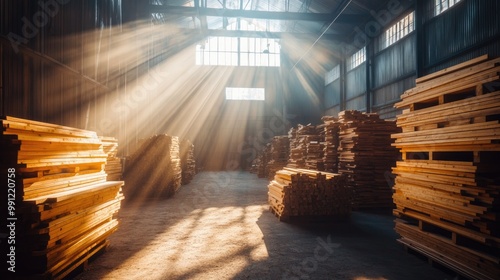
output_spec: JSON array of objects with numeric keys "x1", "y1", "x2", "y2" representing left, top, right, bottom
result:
[{"x1": 148, "y1": 0, "x2": 415, "y2": 46}]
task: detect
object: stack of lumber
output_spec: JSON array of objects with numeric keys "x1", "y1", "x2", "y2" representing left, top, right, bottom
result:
[
  {"x1": 288, "y1": 124, "x2": 320, "y2": 169},
  {"x1": 305, "y1": 131, "x2": 324, "y2": 171},
  {"x1": 123, "y1": 134, "x2": 182, "y2": 199},
  {"x1": 267, "y1": 167, "x2": 350, "y2": 221},
  {"x1": 180, "y1": 139, "x2": 196, "y2": 185},
  {"x1": 0, "y1": 116, "x2": 124, "y2": 279},
  {"x1": 257, "y1": 144, "x2": 271, "y2": 178},
  {"x1": 287, "y1": 126, "x2": 304, "y2": 168},
  {"x1": 338, "y1": 110, "x2": 400, "y2": 209},
  {"x1": 321, "y1": 116, "x2": 340, "y2": 173},
  {"x1": 266, "y1": 136, "x2": 290, "y2": 180},
  {"x1": 99, "y1": 136, "x2": 122, "y2": 181},
  {"x1": 392, "y1": 55, "x2": 500, "y2": 280}
]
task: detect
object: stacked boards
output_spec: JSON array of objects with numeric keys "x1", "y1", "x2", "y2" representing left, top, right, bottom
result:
[
  {"x1": 392, "y1": 55, "x2": 500, "y2": 280},
  {"x1": 180, "y1": 139, "x2": 196, "y2": 185},
  {"x1": 322, "y1": 116, "x2": 340, "y2": 173},
  {"x1": 99, "y1": 136, "x2": 122, "y2": 181},
  {"x1": 338, "y1": 110, "x2": 400, "y2": 209},
  {"x1": 123, "y1": 134, "x2": 182, "y2": 200},
  {"x1": 256, "y1": 144, "x2": 271, "y2": 178},
  {"x1": 0, "y1": 116, "x2": 124, "y2": 279},
  {"x1": 267, "y1": 167, "x2": 350, "y2": 221},
  {"x1": 287, "y1": 124, "x2": 322, "y2": 169},
  {"x1": 266, "y1": 136, "x2": 290, "y2": 180}
]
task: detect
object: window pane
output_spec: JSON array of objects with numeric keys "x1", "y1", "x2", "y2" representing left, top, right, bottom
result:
[
  {"x1": 226, "y1": 87, "x2": 265, "y2": 100},
  {"x1": 240, "y1": 37, "x2": 248, "y2": 52},
  {"x1": 249, "y1": 53, "x2": 255, "y2": 66}
]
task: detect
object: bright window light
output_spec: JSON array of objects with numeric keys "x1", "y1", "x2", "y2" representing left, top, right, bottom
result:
[
  {"x1": 435, "y1": 0, "x2": 461, "y2": 16},
  {"x1": 225, "y1": 87, "x2": 265, "y2": 100},
  {"x1": 382, "y1": 11, "x2": 415, "y2": 49},
  {"x1": 348, "y1": 47, "x2": 366, "y2": 71},
  {"x1": 196, "y1": 36, "x2": 280, "y2": 67}
]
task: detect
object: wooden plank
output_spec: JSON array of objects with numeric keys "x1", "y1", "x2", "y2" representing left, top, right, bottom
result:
[
  {"x1": 415, "y1": 54, "x2": 489, "y2": 84},
  {"x1": 406, "y1": 56, "x2": 498, "y2": 96}
]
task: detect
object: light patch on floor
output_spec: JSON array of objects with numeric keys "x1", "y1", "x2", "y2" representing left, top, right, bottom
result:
[{"x1": 98, "y1": 204, "x2": 269, "y2": 280}]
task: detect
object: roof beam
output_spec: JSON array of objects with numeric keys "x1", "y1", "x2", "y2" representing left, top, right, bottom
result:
[
  {"x1": 149, "y1": 5, "x2": 365, "y2": 24},
  {"x1": 177, "y1": 28, "x2": 342, "y2": 42}
]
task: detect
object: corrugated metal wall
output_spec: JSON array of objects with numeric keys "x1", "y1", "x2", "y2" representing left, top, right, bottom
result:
[
  {"x1": 324, "y1": 79, "x2": 341, "y2": 109},
  {"x1": 0, "y1": 0, "x2": 123, "y2": 128},
  {"x1": 422, "y1": 0, "x2": 500, "y2": 74},
  {"x1": 323, "y1": 0, "x2": 500, "y2": 119}
]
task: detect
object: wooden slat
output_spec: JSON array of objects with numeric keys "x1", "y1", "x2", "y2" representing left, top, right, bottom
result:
[{"x1": 415, "y1": 54, "x2": 489, "y2": 84}]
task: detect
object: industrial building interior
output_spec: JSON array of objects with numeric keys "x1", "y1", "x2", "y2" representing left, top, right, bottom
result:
[{"x1": 1, "y1": 0, "x2": 499, "y2": 279}]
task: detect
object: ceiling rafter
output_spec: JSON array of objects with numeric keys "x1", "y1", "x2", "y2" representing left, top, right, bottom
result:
[{"x1": 149, "y1": 5, "x2": 366, "y2": 24}]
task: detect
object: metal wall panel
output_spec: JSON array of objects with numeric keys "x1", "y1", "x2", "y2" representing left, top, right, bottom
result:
[
  {"x1": 423, "y1": 0, "x2": 500, "y2": 73},
  {"x1": 324, "y1": 79, "x2": 341, "y2": 108},
  {"x1": 372, "y1": 76, "x2": 415, "y2": 107},
  {"x1": 345, "y1": 95, "x2": 366, "y2": 112},
  {"x1": 324, "y1": 105, "x2": 340, "y2": 117},
  {"x1": 346, "y1": 63, "x2": 366, "y2": 99},
  {"x1": 373, "y1": 34, "x2": 416, "y2": 88}
]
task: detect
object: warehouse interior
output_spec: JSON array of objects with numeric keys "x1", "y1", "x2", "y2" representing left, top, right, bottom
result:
[{"x1": 1, "y1": 0, "x2": 499, "y2": 279}]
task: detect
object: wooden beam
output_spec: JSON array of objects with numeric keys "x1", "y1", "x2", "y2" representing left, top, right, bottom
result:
[{"x1": 149, "y1": 5, "x2": 366, "y2": 24}]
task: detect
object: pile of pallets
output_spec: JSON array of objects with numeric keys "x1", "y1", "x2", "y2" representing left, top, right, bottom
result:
[
  {"x1": 99, "y1": 136, "x2": 122, "y2": 181},
  {"x1": 180, "y1": 139, "x2": 196, "y2": 185},
  {"x1": 0, "y1": 116, "x2": 124, "y2": 280},
  {"x1": 266, "y1": 136, "x2": 290, "y2": 180},
  {"x1": 392, "y1": 55, "x2": 500, "y2": 280},
  {"x1": 123, "y1": 134, "x2": 182, "y2": 199},
  {"x1": 321, "y1": 116, "x2": 340, "y2": 173},
  {"x1": 338, "y1": 110, "x2": 400, "y2": 209},
  {"x1": 267, "y1": 167, "x2": 350, "y2": 221}
]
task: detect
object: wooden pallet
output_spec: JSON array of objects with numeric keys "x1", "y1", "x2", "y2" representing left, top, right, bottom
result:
[
  {"x1": 392, "y1": 55, "x2": 500, "y2": 280},
  {"x1": 396, "y1": 219, "x2": 500, "y2": 280},
  {"x1": 268, "y1": 167, "x2": 350, "y2": 221},
  {"x1": 0, "y1": 115, "x2": 124, "y2": 279}
]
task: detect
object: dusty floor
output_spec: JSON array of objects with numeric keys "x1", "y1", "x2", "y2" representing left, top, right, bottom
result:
[{"x1": 72, "y1": 171, "x2": 456, "y2": 280}]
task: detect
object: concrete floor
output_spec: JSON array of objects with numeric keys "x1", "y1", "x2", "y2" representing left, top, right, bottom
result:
[{"x1": 72, "y1": 171, "x2": 456, "y2": 280}]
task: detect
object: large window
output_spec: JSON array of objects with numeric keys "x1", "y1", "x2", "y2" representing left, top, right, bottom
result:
[
  {"x1": 435, "y1": 0, "x2": 462, "y2": 16},
  {"x1": 196, "y1": 17, "x2": 280, "y2": 67},
  {"x1": 196, "y1": 37, "x2": 280, "y2": 67},
  {"x1": 348, "y1": 47, "x2": 366, "y2": 71},
  {"x1": 382, "y1": 12, "x2": 415, "y2": 49},
  {"x1": 325, "y1": 65, "x2": 340, "y2": 86},
  {"x1": 225, "y1": 87, "x2": 265, "y2": 100}
]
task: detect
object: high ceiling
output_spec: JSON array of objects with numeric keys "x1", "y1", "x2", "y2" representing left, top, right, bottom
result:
[{"x1": 149, "y1": 0, "x2": 414, "y2": 44}]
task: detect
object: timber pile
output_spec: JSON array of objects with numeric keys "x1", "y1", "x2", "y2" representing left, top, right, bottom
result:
[
  {"x1": 338, "y1": 110, "x2": 400, "y2": 209},
  {"x1": 180, "y1": 139, "x2": 196, "y2": 185},
  {"x1": 257, "y1": 144, "x2": 271, "y2": 178},
  {"x1": 288, "y1": 124, "x2": 320, "y2": 169},
  {"x1": 392, "y1": 55, "x2": 500, "y2": 280},
  {"x1": 321, "y1": 116, "x2": 340, "y2": 173},
  {"x1": 99, "y1": 136, "x2": 122, "y2": 181},
  {"x1": 267, "y1": 167, "x2": 350, "y2": 221},
  {"x1": 305, "y1": 128, "x2": 324, "y2": 171},
  {"x1": 123, "y1": 134, "x2": 182, "y2": 199},
  {"x1": 0, "y1": 116, "x2": 124, "y2": 280},
  {"x1": 266, "y1": 136, "x2": 290, "y2": 180}
]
